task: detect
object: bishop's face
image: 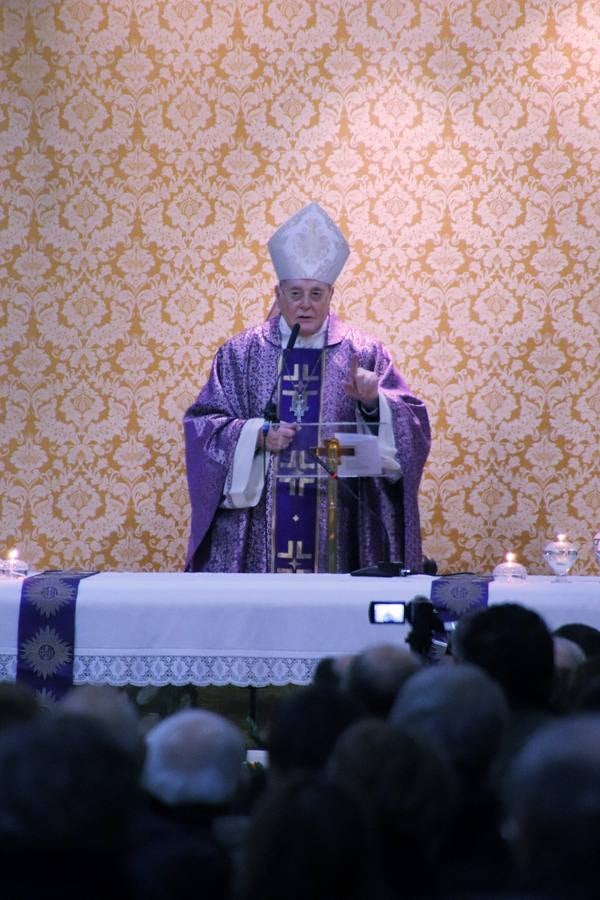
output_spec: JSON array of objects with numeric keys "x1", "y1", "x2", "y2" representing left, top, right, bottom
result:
[{"x1": 275, "y1": 279, "x2": 333, "y2": 337}]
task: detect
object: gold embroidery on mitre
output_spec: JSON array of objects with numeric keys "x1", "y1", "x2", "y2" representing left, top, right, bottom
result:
[{"x1": 292, "y1": 220, "x2": 331, "y2": 266}]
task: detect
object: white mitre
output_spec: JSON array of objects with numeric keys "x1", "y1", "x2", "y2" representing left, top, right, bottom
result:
[{"x1": 268, "y1": 202, "x2": 350, "y2": 284}]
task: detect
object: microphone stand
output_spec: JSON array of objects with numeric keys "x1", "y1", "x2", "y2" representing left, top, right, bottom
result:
[
  {"x1": 305, "y1": 447, "x2": 410, "y2": 577},
  {"x1": 262, "y1": 321, "x2": 301, "y2": 574},
  {"x1": 262, "y1": 322, "x2": 300, "y2": 423}
]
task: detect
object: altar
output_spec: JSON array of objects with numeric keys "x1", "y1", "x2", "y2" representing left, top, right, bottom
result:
[{"x1": 1, "y1": 572, "x2": 599, "y2": 687}]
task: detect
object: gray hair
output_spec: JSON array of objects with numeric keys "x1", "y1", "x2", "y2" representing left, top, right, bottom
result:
[
  {"x1": 60, "y1": 685, "x2": 144, "y2": 767},
  {"x1": 344, "y1": 643, "x2": 421, "y2": 717},
  {"x1": 389, "y1": 662, "x2": 508, "y2": 778},
  {"x1": 142, "y1": 708, "x2": 246, "y2": 806},
  {"x1": 553, "y1": 636, "x2": 585, "y2": 671},
  {"x1": 504, "y1": 714, "x2": 600, "y2": 882}
]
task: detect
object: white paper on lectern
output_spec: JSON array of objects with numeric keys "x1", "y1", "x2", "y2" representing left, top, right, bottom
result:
[{"x1": 335, "y1": 432, "x2": 383, "y2": 477}]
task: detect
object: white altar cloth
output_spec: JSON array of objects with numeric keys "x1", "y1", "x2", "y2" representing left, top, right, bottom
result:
[{"x1": 0, "y1": 572, "x2": 599, "y2": 687}]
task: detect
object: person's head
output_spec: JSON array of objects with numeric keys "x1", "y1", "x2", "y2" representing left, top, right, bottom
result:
[
  {"x1": 142, "y1": 709, "x2": 246, "y2": 808},
  {"x1": 553, "y1": 635, "x2": 586, "y2": 671},
  {"x1": 551, "y1": 636, "x2": 586, "y2": 713},
  {"x1": 59, "y1": 684, "x2": 145, "y2": 771},
  {"x1": 312, "y1": 654, "x2": 353, "y2": 692},
  {"x1": 344, "y1": 643, "x2": 421, "y2": 718},
  {"x1": 275, "y1": 279, "x2": 333, "y2": 337},
  {"x1": 570, "y1": 654, "x2": 600, "y2": 712},
  {"x1": 452, "y1": 603, "x2": 555, "y2": 710},
  {"x1": 504, "y1": 714, "x2": 600, "y2": 890},
  {"x1": 553, "y1": 623, "x2": 600, "y2": 659},
  {"x1": 268, "y1": 202, "x2": 349, "y2": 337},
  {"x1": 267, "y1": 685, "x2": 364, "y2": 778},
  {"x1": 390, "y1": 662, "x2": 508, "y2": 786},
  {"x1": 0, "y1": 681, "x2": 40, "y2": 732},
  {"x1": 0, "y1": 712, "x2": 139, "y2": 855},
  {"x1": 328, "y1": 718, "x2": 457, "y2": 895},
  {"x1": 239, "y1": 773, "x2": 379, "y2": 900}
]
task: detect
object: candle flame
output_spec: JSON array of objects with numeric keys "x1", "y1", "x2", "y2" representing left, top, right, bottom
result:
[
  {"x1": 557, "y1": 533, "x2": 566, "y2": 543},
  {"x1": 8, "y1": 549, "x2": 18, "y2": 560},
  {"x1": 506, "y1": 552, "x2": 515, "y2": 563}
]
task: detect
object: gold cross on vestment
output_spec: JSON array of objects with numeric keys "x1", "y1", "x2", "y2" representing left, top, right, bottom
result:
[
  {"x1": 283, "y1": 363, "x2": 320, "y2": 385},
  {"x1": 276, "y1": 540, "x2": 313, "y2": 573},
  {"x1": 278, "y1": 450, "x2": 317, "y2": 474},
  {"x1": 279, "y1": 476, "x2": 316, "y2": 497}
]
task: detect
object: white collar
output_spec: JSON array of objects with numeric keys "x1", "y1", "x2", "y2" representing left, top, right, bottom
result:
[{"x1": 278, "y1": 316, "x2": 328, "y2": 349}]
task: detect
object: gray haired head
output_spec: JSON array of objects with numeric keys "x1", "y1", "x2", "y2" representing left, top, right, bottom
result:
[
  {"x1": 142, "y1": 708, "x2": 246, "y2": 806},
  {"x1": 390, "y1": 662, "x2": 508, "y2": 780},
  {"x1": 504, "y1": 714, "x2": 600, "y2": 886}
]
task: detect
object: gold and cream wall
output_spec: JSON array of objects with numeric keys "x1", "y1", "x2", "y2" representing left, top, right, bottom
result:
[{"x1": 1, "y1": 1, "x2": 599, "y2": 574}]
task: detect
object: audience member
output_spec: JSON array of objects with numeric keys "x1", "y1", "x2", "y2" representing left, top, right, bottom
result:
[
  {"x1": 390, "y1": 662, "x2": 508, "y2": 787},
  {"x1": 135, "y1": 709, "x2": 247, "y2": 900},
  {"x1": 550, "y1": 636, "x2": 585, "y2": 713},
  {"x1": 553, "y1": 622, "x2": 600, "y2": 659},
  {"x1": 238, "y1": 773, "x2": 384, "y2": 900},
  {"x1": 0, "y1": 712, "x2": 140, "y2": 899},
  {"x1": 328, "y1": 718, "x2": 457, "y2": 898},
  {"x1": 390, "y1": 663, "x2": 511, "y2": 895},
  {"x1": 60, "y1": 684, "x2": 145, "y2": 771},
  {"x1": 312, "y1": 654, "x2": 352, "y2": 691},
  {"x1": 143, "y1": 708, "x2": 246, "y2": 812},
  {"x1": 141, "y1": 707, "x2": 248, "y2": 842},
  {"x1": 0, "y1": 681, "x2": 40, "y2": 732},
  {"x1": 504, "y1": 714, "x2": 600, "y2": 898},
  {"x1": 570, "y1": 653, "x2": 600, "y2": 712},
  {"x1": 129, "y1": 828, "x2": 231, "y2": 900},
  {"x1": 452, "y1": 603, "x2": 555, "y2": 773},
  {"x1": 343, "y1": 642, "x2": 421, "y2": 717},
  {"x1": 267, "y1": 685, "x2": 363, "y2": 780}
]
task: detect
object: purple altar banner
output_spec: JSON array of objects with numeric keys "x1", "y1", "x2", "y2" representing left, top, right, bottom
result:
[
  {"x1": 430, "y1": 574, "x2": 492, "y2": 624},
  {"x1": 16, "y1": 570, "x2": 98, "y2": 705}
]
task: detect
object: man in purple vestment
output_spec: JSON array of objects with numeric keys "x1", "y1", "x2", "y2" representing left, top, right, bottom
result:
[{"x1": 184, "y1": 203, "x2": 430, "y2": 574}]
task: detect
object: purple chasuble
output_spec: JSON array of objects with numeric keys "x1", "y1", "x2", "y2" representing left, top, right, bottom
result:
[{"x1": 183, "y1": 314, "x2": 431, "y2": 574}]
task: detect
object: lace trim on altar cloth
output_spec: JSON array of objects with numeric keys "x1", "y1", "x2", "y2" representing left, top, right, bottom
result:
[{"x1": 0, "y1": 654, "x2": 318, "y2": 687}]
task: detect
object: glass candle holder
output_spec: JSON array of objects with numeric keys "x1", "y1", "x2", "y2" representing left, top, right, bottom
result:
[
  {"x1": 493, "y1": 551, "x2": 527, "y2": 582},
  {"x1": 5, "y1": 549, "x2": 28, "y2": 578},
  {"x1": 543, "y1": 534, "x2": 578, "y2": 583}
]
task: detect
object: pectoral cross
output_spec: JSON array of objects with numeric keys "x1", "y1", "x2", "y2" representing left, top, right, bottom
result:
[
  {"x1": 283, "y1": 363, "x2": 319, "y2": 423},
  {"x1": 291, "y1": 381, "x2": 308, "y2": 421}
]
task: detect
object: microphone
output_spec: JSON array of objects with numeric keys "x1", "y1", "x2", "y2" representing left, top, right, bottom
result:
[
  {"x1": 287, "y1": 322, "x2": 301, "y2": 349},
  {"x1": 263, "y1": 322, "x2": 301, "y2": 423}
]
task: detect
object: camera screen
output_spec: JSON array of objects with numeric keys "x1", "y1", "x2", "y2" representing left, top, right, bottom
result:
[{"x1": 369, "y1": 601, "x2": 406, "y2": 624}]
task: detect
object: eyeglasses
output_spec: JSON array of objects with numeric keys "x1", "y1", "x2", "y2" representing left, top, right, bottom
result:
[{"x1": 279, "y1": 284, "x2": 331, "y2": 304}]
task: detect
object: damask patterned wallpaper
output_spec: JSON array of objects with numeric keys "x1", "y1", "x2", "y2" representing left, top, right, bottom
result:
[{"x1": 1, "y1": 0, "x2": 598, "y2": 574}]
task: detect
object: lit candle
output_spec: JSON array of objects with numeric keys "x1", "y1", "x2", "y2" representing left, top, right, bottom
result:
[
  {"x1": 7, "y1": 548, "x2": 18, "y2": 575},
  {"x1": 493, "y1": 549, "x2": 527, "y2": 581}
]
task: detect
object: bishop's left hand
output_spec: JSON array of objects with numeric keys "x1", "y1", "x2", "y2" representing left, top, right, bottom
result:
[{"x1": 342, "y1": 355, "x2": 379, "y2": 410}]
